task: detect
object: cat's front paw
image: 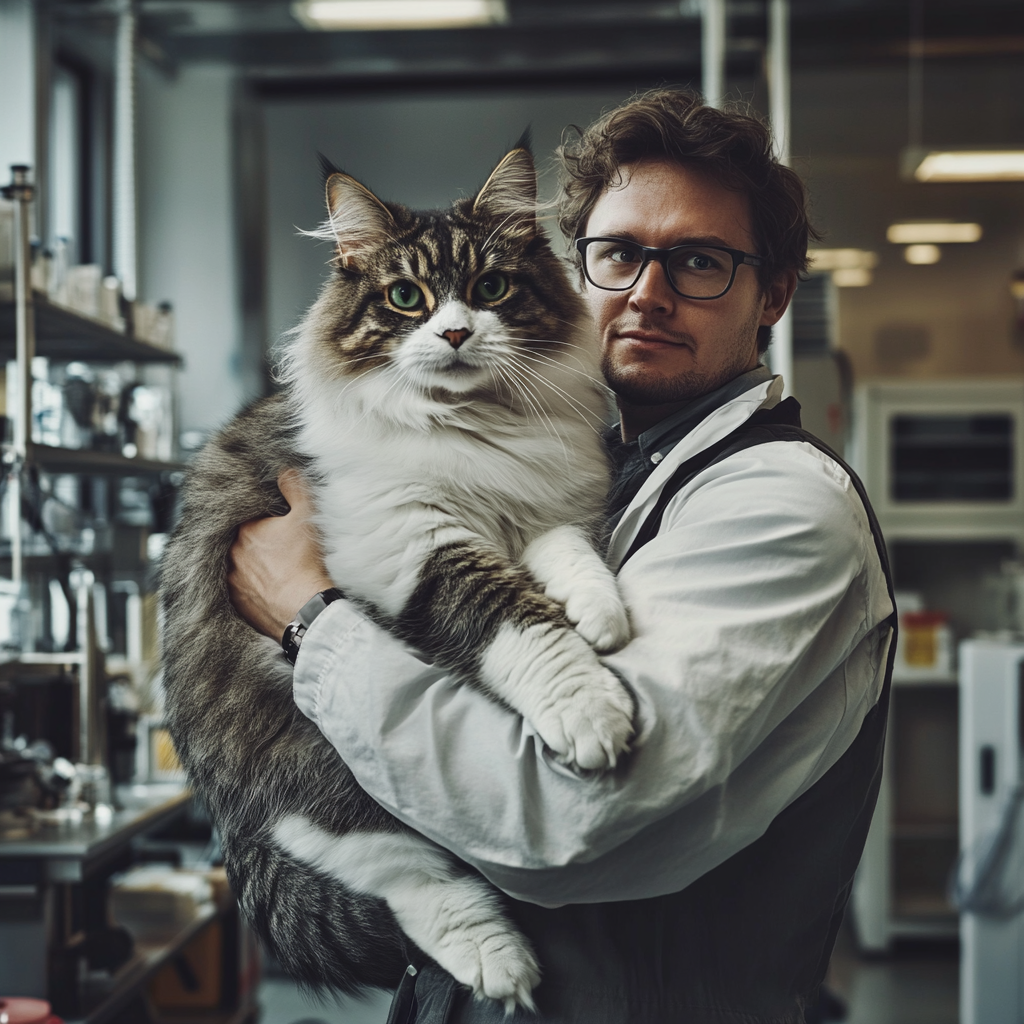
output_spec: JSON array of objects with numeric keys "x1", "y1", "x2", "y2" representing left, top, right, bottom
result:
[
  {"x1": 531, "y1": 661, "x2": 635, "y2": 772},
  {"x1": 522, "y1": 525, "x2": 631, "y2": 653},
  {"x1": 563, "y1": 588, "x2": 631, "y2": 653},
  {"x1": 483, "y1": 623, "x2": 635, "y2": 772}
]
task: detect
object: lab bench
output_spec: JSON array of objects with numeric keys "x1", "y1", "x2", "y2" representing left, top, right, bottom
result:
[{"x1": 0, "y1": 785, "x2": 257, "y2": 1023}]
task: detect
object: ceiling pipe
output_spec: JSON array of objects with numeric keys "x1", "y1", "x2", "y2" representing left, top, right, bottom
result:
[
  {"x1": 767, "y1": 0, "x2": 793, "y2": 396},
  {"x1": 701, "y1": 0, "x2": 726, "y2": 109}
]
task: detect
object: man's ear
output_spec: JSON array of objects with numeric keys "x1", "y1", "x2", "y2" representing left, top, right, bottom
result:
[
  {"x1": 759, "y1": 270, "x2": 799, "y2": 327},
  {"x1": 324, "y1": 172, "x2": 397, "y2": 269},
  {"x1": 472, "y1": 141, "x2": 537, "y2": 238}
]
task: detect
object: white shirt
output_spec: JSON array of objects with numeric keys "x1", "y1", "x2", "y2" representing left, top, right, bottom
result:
[{"x1": 293, "y1": 377, "x2": 894, "y2": 906}]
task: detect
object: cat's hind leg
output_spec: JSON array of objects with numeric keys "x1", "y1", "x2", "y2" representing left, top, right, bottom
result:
[
  {"x1": 273, "y1": 815, "x2": 540, "y2": 1012},
  {"x1": 522, "y1": 525, "x2": 630, "y2": 653}
]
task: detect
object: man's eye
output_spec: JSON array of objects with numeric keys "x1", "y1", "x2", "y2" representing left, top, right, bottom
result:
[
  {"x1": 607, "y1": 247, "x2": 640, "y2": 264},
  {"x1": 681, "y1": 251, "x2": 722, "y2": 272}
]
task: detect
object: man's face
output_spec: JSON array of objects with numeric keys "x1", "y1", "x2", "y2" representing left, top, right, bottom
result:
[{"x1": 582, "y1": 159, "x2": 793, "y2": 431}]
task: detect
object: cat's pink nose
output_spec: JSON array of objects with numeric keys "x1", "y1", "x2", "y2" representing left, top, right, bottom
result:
[{"x1": 441, "y1": 328, "x2": 472, "y2": 349}]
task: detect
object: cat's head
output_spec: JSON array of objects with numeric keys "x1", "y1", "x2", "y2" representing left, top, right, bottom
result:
[{"x1": 288, "y1": 144, "x2": 594, "y2": 411}]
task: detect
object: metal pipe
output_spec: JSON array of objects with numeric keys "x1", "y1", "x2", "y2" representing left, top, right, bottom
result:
[
  {"x1": 768, "y1": 0, "x2": 791, "y2": 166},
  {"x1": 767, "y1": 0, "x2": 793, "y2": 396},
  {"x1": 77, "y1": 582, "x2": 98, "y2": 764},
  {"x1": 702, "y1": 0, "x2": 726, "y2": 109},
  {"x1": 3, "y1": 165, "x2": 36, "y2": 588},
  {"x1": 113, "y1": 0, "x2": 138, "y2": 302}
]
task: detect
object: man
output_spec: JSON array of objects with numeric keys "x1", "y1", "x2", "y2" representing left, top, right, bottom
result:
[{"x1": 228, "y1": 91, "x2": 895, "y2": 1023}]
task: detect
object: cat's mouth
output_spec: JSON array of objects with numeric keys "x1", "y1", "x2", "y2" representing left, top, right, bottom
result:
[{"x1": 414, "y1": 358, "x2": 492, "y2": 395}]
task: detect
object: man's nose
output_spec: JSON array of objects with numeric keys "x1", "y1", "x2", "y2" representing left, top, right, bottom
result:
[
  {"x1": 440, "y1": 328, "x2": 472, "y2": 349},
  {"x1": 627, "y1": 260, "x2": 675, "y2": 316}
]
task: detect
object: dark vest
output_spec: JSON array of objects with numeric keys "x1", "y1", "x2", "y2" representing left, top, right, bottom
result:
[{"x1": 392, "y1": 398, "x2": 897, "y2": 1024}]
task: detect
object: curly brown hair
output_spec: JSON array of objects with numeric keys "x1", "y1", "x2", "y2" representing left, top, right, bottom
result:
[{"x1": 558, "y1": 89, "x2": 818, "y2": 353}]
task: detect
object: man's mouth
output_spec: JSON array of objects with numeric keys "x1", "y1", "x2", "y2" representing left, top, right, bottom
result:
[{"x1": 615, "y1": 330, "x2": 691, "y2": 348}]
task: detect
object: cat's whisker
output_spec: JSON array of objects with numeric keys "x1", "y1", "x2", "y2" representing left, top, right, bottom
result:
[
  {"x1": 506, "y1": 355, "x2": 608, "y2": 430},
  {"x1": 496, "y1": 365, "x2": 543, "y2": 428},
  {"x1": 500, "y1": 363, "x2": 571, "y2": 467},
  {"x1": 517, "y1": 361, "x2": 615, "y2": 403},
  {"x1": 490, "y1": 366, "x2": 517, "y2": 412},
  {"x1": 496, "y1": 363, "x2": 546, "y2": 429},
  {"x1": 347, "y1": 365, "x2": 411, "y2": 427},
  {"x1": 329, "y1": 362, "x2": 395, "y2": 406},
  {"x1": 507, "y1": 346, "x2": 615, "y2": 393}
]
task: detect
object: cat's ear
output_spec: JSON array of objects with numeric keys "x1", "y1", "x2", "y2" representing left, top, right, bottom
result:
[
  {"x1": 472, "y1": 140, "x2": 537, "y2": 237},
  {"x1": 324, "y1": 172, "x2": 397, "y2": 269}
]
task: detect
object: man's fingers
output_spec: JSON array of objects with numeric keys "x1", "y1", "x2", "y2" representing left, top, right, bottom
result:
[{"x1": 277, "y1": 468, "x2": 312, "y2": 516}]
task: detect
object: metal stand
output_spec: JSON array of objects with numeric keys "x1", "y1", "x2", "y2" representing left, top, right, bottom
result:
[
  {"x1": 2, "y1": 164, "x2": 105, "y2": 765},
  {"x1": 2, "y1": 164, "x2": 36, "y2": 593}
]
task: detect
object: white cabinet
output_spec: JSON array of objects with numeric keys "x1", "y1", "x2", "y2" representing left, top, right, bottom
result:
[{"x1": 850, "y1": 381, "x2": 1024, "y2": 950}]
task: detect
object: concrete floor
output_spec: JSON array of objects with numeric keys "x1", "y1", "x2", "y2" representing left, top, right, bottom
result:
[
  {"x1": 258, "y1": 978, "x2": 393, "y2": 1024},
  {"x1": 257, "y1": 926, "x2": 960, "y2": 1023},
  {"x1": 826, "y1": 926, "x2": 959, "y2": 1024}
]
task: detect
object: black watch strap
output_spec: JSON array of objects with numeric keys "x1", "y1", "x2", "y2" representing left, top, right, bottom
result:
[{"x1": 281, "y1": 587, "x2": 345, "y2": 665}]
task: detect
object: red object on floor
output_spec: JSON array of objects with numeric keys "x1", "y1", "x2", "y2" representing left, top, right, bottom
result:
[{"x1": 0, "y1": 998, "x2": 64, "y2": 1023}]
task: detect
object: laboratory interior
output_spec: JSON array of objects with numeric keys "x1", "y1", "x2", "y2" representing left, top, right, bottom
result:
[{"x1": 1, "y1": 0, "x2": 1023, "y2": 1022}]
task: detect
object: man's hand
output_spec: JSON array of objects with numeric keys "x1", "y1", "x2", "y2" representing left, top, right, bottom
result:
[{"x1": 227, "y1": 468, "x2": 335, "y2": 639}]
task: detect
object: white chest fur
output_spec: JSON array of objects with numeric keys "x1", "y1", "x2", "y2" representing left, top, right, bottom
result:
[{"x1": 293, "y1": 369, "x2": 612, "y2": 616}]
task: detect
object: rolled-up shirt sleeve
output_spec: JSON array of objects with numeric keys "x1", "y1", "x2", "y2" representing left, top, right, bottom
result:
[{"x1": 293, "y1": 440, "x2": 893, "y2": 906}]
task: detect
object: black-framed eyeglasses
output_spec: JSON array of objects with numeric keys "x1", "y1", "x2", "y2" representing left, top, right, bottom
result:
[{"x1": 575, "y1": 237, "x2": 764, "y2": 300}]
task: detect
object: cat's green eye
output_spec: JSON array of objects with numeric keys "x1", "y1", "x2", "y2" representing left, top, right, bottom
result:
[
  {"x1": 387, "y1": 280, "x2": 425, "y2": 312},
  {"x1": 473, "y1": 272, "x2": 510, "y2": 304}
]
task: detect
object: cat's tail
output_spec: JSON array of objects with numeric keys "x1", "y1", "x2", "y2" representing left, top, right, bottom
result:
[{"x1": 221, "y1": 826, "x2": 414, "y2": 995}]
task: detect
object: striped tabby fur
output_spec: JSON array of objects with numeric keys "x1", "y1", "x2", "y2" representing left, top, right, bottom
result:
[{"x1": 160, "y1": 145, "x2": 633, "y2": 1010}]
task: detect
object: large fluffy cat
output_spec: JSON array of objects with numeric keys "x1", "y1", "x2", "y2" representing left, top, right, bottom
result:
[{"x1": 160, "y1": 144, "x2": 634, "y2": 1010}]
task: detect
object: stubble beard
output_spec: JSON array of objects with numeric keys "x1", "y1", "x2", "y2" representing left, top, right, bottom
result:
[{"x1": 601, "y1": 309, "x2": 763, "y2": 406}]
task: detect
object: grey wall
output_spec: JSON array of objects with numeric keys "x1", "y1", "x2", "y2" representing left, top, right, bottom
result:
[
  {"x1": 137, "y1": 62, "x2": 247, "y2": 438},
  {"x1": 261, "y1": 87, "x2": 644, "y2": 354},
  {"x1": 0, "y1": 0, "x2": 37, "y2": 180}
]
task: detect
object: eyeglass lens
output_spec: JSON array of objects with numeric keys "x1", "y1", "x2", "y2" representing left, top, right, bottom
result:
[{"x1": 584, "y1": 240, "x2": 736, "y2": 298}]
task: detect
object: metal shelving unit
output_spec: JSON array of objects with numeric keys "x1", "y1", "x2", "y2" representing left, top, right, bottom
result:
[
  {"x1": 0, "y1": 296, "x2": 183, "y2": 365},
  {"x1": 0, "y1": 164, "x2": 183, "y2": 754},
  {"x1": 29, "y1": 442, "x2": 185, "y2": 477}
]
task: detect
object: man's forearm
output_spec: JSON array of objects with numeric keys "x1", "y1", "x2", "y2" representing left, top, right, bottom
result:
[{"x1": 293, "y1": 442, "x2": 893, "y2": 903}]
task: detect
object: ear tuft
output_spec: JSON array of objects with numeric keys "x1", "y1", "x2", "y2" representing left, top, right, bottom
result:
[
  {"x1": 512, "y1": 127, "x2": 533, "y2": 155},
  {"x1": 472, "y1": 145, "x2": 537, "y2": 237},
  {"x1": 318, "y1": 152, "x2": 343, "y2": 189},
  {"x1": 324, "y1": 172, "x2": 396, "y2": 269}
]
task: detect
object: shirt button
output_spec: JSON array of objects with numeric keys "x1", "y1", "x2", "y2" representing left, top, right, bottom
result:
[{"x1": 651, "y1": 452, "x2": 664, "y2": 464}]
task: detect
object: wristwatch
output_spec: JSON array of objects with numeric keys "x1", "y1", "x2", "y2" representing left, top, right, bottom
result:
[{"x1": 281, "y1": 587, "x2": 345, "y2": 665}]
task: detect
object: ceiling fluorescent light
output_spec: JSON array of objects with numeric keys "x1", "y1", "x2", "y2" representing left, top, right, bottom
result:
[
  {"x1": 887, "y1": 222, "x2": 982, "y2": 244},
  {"x1": 807, "y1": 249, "x2": 878, "y2": 272},
  {"x1": 807, "y1": 250, "x2": 877, "y2": 288},
  {"x1": 904, "y1": 244, "x2": 942, "y2": 265},
  {"x1": 831, "y1": 268, "x2": 873, "y2": 288},
  {"x1": 903, "y1": 148, "x2": 1024, "y2": 182},
  {"x1": 293, "y1": 0, "x2": 507, "y2": 30}
]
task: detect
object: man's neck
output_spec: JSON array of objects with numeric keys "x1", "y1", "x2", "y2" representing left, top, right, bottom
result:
[
  {"x1": 617, "y1": 400, "x2": 689, "y2": 442},
  {"x1": 616, "y1": 364, "x2": 774, "y2": 443}
]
